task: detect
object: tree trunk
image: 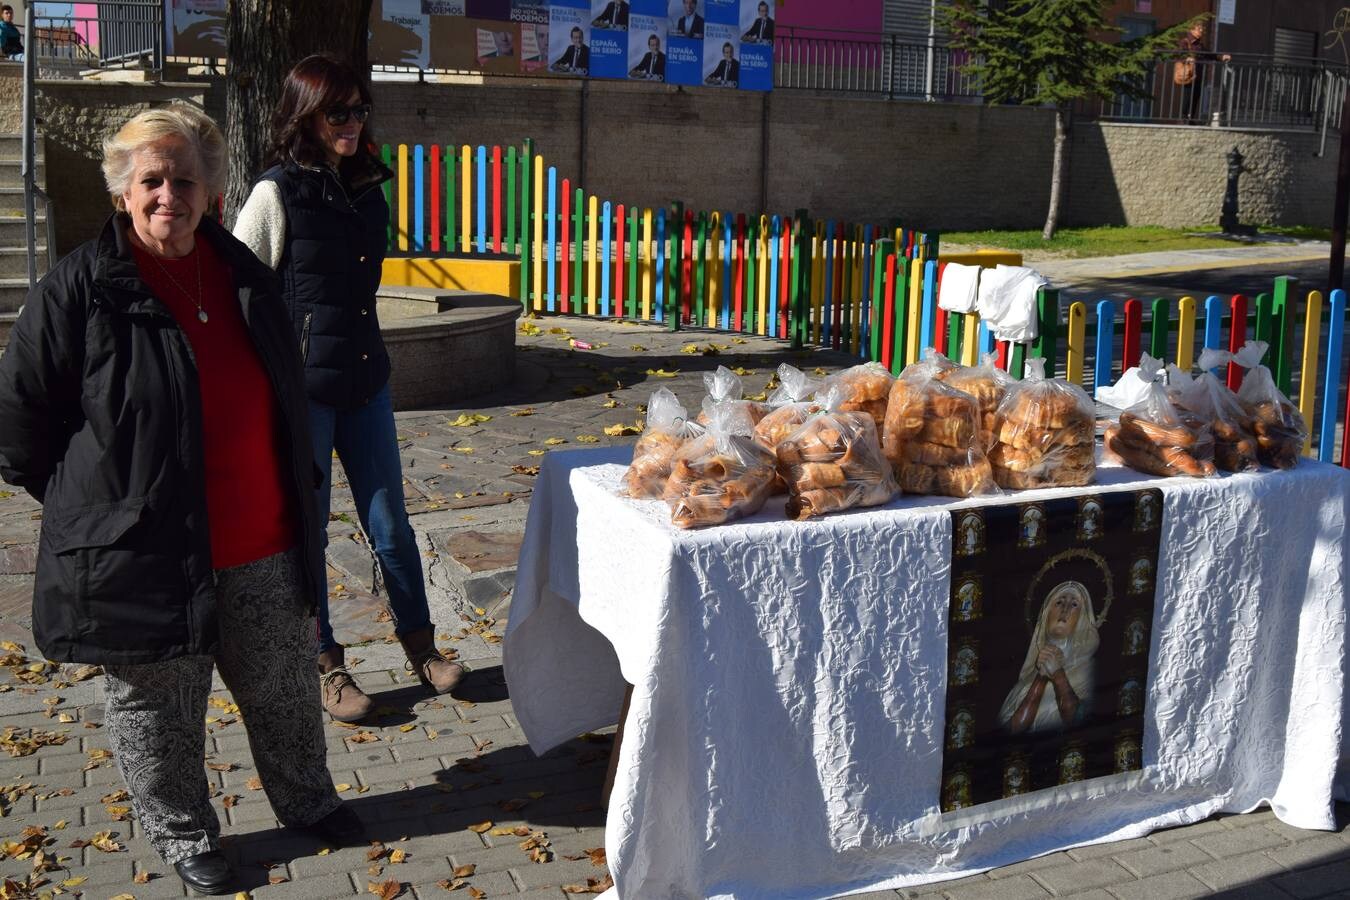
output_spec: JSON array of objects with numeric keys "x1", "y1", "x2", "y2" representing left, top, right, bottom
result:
[
  {"x1": 1042, "y1": 105, "x2": 1071, "y2": 241},
  {"x1": 224, "y1": 0, "x2": 373, "y2": 225}
]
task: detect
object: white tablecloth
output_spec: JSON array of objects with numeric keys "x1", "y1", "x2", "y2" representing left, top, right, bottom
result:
[{"x1": 504, "y1": 448, "x2": 1349, "y2": 900}]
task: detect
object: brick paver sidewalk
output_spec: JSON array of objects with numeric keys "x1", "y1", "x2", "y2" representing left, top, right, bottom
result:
[{"x1": 0, "y1": 318, "x2": 1345, "y2": 899}]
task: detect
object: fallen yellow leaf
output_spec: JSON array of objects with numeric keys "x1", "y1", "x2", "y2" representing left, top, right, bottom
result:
[{"x1": 467, "y1": 821, "x2": 493, "y2": 833}]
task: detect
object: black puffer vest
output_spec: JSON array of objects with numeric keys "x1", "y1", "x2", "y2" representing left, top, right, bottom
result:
[{"x1": 262, "y1": 155, "x2": 393, "y2": 409}]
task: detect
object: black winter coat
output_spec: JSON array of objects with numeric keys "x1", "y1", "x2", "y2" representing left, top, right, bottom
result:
[
  {"x1": 262, "y1": 155, "x2": 392, "y2": 410},
  {"x1": 0, "y1": 213, "x2": 327, "y2": 665}
]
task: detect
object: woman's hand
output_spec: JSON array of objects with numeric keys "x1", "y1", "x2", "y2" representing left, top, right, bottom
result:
[{"x1": 1036, "y1": 645, "x2": 1065, "y2": 676}]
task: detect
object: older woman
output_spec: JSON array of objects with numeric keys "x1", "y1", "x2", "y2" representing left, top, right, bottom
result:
[
  {"x1": 0, "y1": 105, "x2": 361, "y2": 895},
  {"x1": 234, "y1": 55, "x2": 463, "y2": 723}
]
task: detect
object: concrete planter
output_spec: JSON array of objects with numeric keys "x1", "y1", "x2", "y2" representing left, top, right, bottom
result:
[{"x1": 378, "y1": 287, "x2": 521, "y2": 411}]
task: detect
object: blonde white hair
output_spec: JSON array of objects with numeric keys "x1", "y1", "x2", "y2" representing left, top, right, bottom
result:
[{"x1": 101, "y1": 103, "x2": 226, "y2": 209}]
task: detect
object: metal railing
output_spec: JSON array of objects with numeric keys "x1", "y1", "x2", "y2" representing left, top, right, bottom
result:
[
  {"x1": 32, "y1": 0, "x2": 163, "y2": 73},
  {"x1": 20, "y1": 5, "x2": 56, "y2": 291},
  {"x1": 773, "y1": 28, "x2": 982, "y2": 100},
  {"x1": 1081, "y1": 52, "x2": 1347, "y2": 132}
]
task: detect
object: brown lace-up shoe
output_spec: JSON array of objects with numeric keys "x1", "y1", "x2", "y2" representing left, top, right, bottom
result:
[
  {"x1": 318, "y1": 647, "x2": 375, "y2": 723},
  {"x1": 398, "y1": 627, "x2": 466, "y2": 694}
]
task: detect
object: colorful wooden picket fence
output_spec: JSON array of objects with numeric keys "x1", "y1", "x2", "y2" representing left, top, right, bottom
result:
[
  {"x1": 381, "y1": 138, "x2": 1348, "y2": 467},
  {"x1": 380, "y1": 139, "x2": 939, "y2": 355},
  {"x1": 950, "y1": 280, "x2": 1347, "y2": 466}
]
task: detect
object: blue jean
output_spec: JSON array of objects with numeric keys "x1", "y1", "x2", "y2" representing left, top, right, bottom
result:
[{"x1": 308, "y1": 384, "x2": 431, "y2": 652}]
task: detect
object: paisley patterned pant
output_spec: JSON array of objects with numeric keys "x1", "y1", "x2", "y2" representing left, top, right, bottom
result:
[{"x1": 102, "y1": 549, "x2": 342, "y2": 865}]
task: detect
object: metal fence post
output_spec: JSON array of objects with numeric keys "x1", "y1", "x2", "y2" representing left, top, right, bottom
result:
[
  {"x1": 21, "y1": 3, "x2": 37, "y2": 290},
  {"x1": 887, "y1": 33, "x2": 896, "y2": 101}
]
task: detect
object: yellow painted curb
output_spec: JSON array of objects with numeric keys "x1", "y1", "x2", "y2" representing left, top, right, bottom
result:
[{"x1": 1084, "y1": 252, "x2": 1328, "y2": 280}]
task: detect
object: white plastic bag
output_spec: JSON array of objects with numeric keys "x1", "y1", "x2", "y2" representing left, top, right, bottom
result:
[
  {"x1": 622, "y1": 387, "x2": 704, "y2": 498},
  {"x1": 1233, "y1": 341, "x2": 1306, "y2": 469},
  {"x1": 755, "y1": 364, "x2": 822, "y2": 447},
  {"x1": 664, "y1": 402, "x2": 776, "y2": 529},
  {"x1": 989, "y1": 357, "x2": 1096, "y2": 488},
  {"x1": 776, "y1": 386, "x2": 898, "y2": 519}
]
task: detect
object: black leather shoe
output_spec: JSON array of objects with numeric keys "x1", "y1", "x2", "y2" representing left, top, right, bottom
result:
[
  {"x1": 295, "y1": 803, "x2": 366, "y2": 847},
  {"x1": 173, "y1": 850, "x2": 235, "y2": 895}
]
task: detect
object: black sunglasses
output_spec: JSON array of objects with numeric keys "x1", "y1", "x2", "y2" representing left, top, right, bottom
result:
[{"x1": 323, "y1": 103, "x2": 371, "y2": 126}]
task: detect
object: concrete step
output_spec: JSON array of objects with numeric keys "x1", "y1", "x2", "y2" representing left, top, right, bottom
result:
[
  {"x1": 0, "y1": 311, "x2": 17, "y2": 349},
  {"x1": 0, "y1": 217, "x2": 47, "y2": 245},
  {"x1": 0, "y1": 247, "x2": 48, "y2": 279},
  {"x1": 0, "y1": 188, "x2": 36, "y2": 216},
  {"x1": 0, "y1": 280, "x2": 31, "y2": 314},
  {"x1": 0, "y1": 159, "x2": 46, "y2": 189},
  {"x1": 0, "y1": 135, "x2": 43, "y2": 160}
]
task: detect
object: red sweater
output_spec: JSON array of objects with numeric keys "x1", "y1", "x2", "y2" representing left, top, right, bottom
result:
[{"x1": 132, "y1": 238, "x2": 297, "y2": 570}]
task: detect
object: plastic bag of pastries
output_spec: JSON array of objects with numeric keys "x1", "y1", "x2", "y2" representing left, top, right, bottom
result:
[
  {"x1": 663, "y1": 403, "x2": 777, "y2": 529},
  {"x1": 775, "y1": 386, "x2": 899, "y2": 520},
  {"x1": 695, "y1": 365, "x2": 771, "y2": 427},
  {"x1": 1102, "y1": 356, "x2": 1216, "y2": 478},
  {"x1": 935, "y1": 352, "x2": 1011, "y2": 447},
  {"x1": 989, "y1": 357, "x2": 1096, "y2": 489},
  {"x1": 1232, "y1": 340, "x2": 1307, "y2": 470},
  {"x1": 881, "y1": 351, "x2": 998, "y2": 498},
  {"x1": 1172, "y1": 350, "x2": 1260, "y2": 473},
  {"x1": 622, "y1": 387, "x2": 705, "y2": 498},
  {"x1": 819, "y1": 361, "x2": 895, "y2": 432},
  {"x1": 754, "y1": 364, "x2": 822, "y2": 448}
]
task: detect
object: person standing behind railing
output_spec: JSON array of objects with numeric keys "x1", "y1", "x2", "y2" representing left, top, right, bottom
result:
[
  {"x1": 1174, "y1": 19, "x2": 1229, "y2": 124},
  {"x1": 0, "y1": 5, "x2": 23, "y2": 61}
]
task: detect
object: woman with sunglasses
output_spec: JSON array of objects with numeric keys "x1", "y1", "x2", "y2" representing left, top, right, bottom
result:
[{"x1": 234, "y1": 54, "x2": 464, "y2": 723}]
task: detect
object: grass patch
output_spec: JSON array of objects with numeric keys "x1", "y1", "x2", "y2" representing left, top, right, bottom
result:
[{"x1": 942, "y1": 224, "x2": 1329, "y2": 258}]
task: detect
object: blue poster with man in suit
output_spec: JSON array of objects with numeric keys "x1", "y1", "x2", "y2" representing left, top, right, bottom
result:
[{"x1": 664, "y1": 0, "x2": 704, "y2": 85}]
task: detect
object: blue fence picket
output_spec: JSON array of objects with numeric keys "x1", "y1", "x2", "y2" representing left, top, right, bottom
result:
[
  {"x1": 412, "y1": 145, "x2": 425, "y2": 253},
  {"x1": 476, "y1": 146, "x2": 488, "y2": 254},
  {"x1": 1094, "y1": 300, "x2": 1115, "y2": 392},
  {"x1": 1321, "y1": 289, "x2": 1347, "y2": 462},
  {"x1": 1203, "y1": 295, "x2": 1226, "y2": 376},
  {"x1": 546, "y1": 166, "x2": 557, "y2": 312}
]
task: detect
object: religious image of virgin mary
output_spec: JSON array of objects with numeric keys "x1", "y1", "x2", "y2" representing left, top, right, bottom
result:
[{"x1": 999, "y1": 581, "x2": 1100, "y2": 734}]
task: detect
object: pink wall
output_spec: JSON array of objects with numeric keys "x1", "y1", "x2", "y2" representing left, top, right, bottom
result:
[
  {"x1": 776, "y1": 0, "x2": 881, "y2": 35},
  {"x1": 73, "y1": 3, "x2": 99, "y2": 49}
]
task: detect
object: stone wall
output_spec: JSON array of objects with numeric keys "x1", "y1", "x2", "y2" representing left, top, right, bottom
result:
[
  {"x1": 1066, "y1": 122, "x2": 1336, "y2": 230},
  {"x1": 29, "y1": 74, "x2": 1338, "y2": 255},
  {"x1": 0, "y1": 64, "x2": 23, "y2": 134}
]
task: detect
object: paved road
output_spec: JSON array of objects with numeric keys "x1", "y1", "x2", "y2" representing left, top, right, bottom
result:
[{"x1": 0, "y1": 252, "x2": 1346, "y2": 899}]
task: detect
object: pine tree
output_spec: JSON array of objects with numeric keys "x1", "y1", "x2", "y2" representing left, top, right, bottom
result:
[
  {"x1": 224, "y1": 0, "x2": 375, "y2": 223},
  {"x1": 945, "y1": 0, "x2": 1199, "y2": 239}
]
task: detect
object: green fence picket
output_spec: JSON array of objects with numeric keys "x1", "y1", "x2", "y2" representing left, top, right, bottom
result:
[
  {"x1": 520, "y1": 140, "x2": 531, "y2": 306},
  {"x1": 382, "y1": 144, "x2": 393, "y2": 249},
  {"x1": 1148, "y1": 297, "x2": 1168, "y2": 362},
  {"x1": 572, "y1": 187, "x2": 583, "y2": 310},
  {"x1": 1272, "y1": 275, "x2": 1296, "y2": 394},
  {"x1": 1253, "y1": 292, "x2": 1272, "y2": 345},
  {"x1": 627, "y1": 208, "x2": 638, "y2": 320},
  {"x1": 506, "y1": 146, "x2": 517, "y2": 254},
  {"x1": 870, "y1": 238, "x2": 891, "y2": 363},
  {"x1": 695, "y1": 212, "x2": 707, "y2": 328},
  {"x1": 1034, "y1": 289, "x2": 1060, "y2": 377}
]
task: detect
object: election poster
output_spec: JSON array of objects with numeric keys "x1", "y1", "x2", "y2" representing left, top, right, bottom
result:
[
  {"x1": 164, "y1": 0, "x2": 225, "y2": 57},
  {"x1": 664, "y1": 0, "x2": 702, "y2": 85},
  {"x1": 626, "y1": 11, "x2": 666, "y2": 83},
  {"x1": 368, "y1": 0, "x2": 772, "y2": 91},
  {"x1": 701, "y1": 23, "x2": 738, "y2": 87},
  {"x1": 372, "y1": 0, "x2": 432, "y2": 70},
  {"x1": 547, "y1": 3, "x2": 589, "y2": 76}
]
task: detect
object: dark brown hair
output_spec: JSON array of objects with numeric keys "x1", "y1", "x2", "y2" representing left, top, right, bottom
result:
[{"x1": 270, "y1": 54, "x2": 375, "y2": 172}]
